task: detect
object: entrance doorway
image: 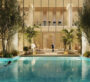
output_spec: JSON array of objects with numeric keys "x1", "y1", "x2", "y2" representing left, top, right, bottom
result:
[{"x1": 43, "y1": 33, "x2": 55, "y2": 49}]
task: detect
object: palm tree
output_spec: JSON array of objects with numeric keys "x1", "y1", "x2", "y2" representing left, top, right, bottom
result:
[
  {"x1": 62, "y1": 29, "x2": 74, "y2": 50},
  {"x1": 25, "y1": 25, "x2": 39, "y2": 46},
  {"x1": 62, "y1": 36, "x2": 67, "y2": 51}
]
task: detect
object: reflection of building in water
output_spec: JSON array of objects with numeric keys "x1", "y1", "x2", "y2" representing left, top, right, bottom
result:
[
  {"x1": 0, "y1": 0, "x2": 83, "y2": 51},
  {"x1": 82, "y1": 60, "x2": 90, "y2": 79},
  {"x1": 31, "y1": 59, "x2": 36, "y2": 66}
]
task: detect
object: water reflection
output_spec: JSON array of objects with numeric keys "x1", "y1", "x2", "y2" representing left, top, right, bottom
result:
[
  {"x1": 82, "y1": 60, "x2": 90, "y2": 81},
  {"x1": 31, "y1": 58, "x2": 36, "y2": 66},
  {"x1": 18, "y1": 59, "x2": 82, "y2": 81},
  {"x1": 0, "y1": 57, "x2": 90, "y2": 82}
]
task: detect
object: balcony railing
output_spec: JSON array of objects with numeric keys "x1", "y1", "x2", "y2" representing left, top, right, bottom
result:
[
  {"x1": 34, "y1": 25, "x2": 77, "y2": 32},
  {"x1": 34, "y1": 20, "x2": 63, "y2": 26}
]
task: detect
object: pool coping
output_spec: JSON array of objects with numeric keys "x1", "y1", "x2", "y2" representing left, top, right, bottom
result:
[
  {"x1": 0, "y1": 56, "x2": 90, "y2": 61},
  {"x1": 21, "y1": 54, "x2": 81, "y2": 57},
  {"x1": 0, "y1": 56, "x2": 20, "y2": 61}
]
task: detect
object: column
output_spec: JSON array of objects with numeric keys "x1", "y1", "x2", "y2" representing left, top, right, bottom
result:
[{"x1": 67, "y1": 3, "x2": 72, "y2": 27}]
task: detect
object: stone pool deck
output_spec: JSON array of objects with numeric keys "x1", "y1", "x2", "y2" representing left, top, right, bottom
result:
[
  {"x1": 21, "y1": 49, "x2": 80, "y2": 57},
  {"x1": 0, "y1": 50, "x2": 81, "y2": 58},
  {"x1": 21, "y1": 52, "x2": 80, "y2": 57}
]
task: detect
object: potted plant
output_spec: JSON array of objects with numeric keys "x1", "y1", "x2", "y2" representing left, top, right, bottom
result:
[
  {"x1": 62, "y1": 29, "x2": 74, "y2": 54},
  {"x1": 83, "y1": 51, "x2": 90, "y2": 57},
  {"x1": 23, "y1": 46, "x2": 29, "y2": 55}
]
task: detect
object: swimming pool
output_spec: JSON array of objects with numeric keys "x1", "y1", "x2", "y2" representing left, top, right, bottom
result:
[{"x1": 0, "y1": 57, "x2": 90, "y2": 82}]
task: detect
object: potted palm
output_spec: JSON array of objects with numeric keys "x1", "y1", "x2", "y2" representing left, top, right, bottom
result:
[
  {"x1": 62, "y1": 29, "x2": 74, "y2": 54},
  {"x1": 25, "y1": 25, "x2": 39, "y2": 55}
]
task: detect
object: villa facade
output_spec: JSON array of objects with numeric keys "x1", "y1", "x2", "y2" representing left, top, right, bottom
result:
[
  {"x1": 17, "y1": 0, "x2": 83, "y2": 51},
  {"x1": 0, "y1": 0, "x2": 83, "y2": 52}
]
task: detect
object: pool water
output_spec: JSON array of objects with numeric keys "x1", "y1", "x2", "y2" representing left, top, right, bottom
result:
[{"x1": 0, "y1": 57, "x2": 90, "y2": 82}]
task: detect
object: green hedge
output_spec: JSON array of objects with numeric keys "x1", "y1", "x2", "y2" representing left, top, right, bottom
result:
[
  {"x1": 83, "y1": 51, "x2": 90, "y2": 57},
  {"x1": 3, "y1": 50, "x2": 18, "y2": 58}
]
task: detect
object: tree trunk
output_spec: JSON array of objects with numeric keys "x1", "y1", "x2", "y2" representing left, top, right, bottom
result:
[
  {"x1": 80, "y1": 42, "x2": 82, "y2": 54},
  {"x1": 7, "y1": 33, "x2": 18, "y2": 53},
  {"x1": 64, "y1": 44, "x2": 66, "y2": 51},
  {"x1": 2, "y1": 37, "x2": 6, "y2": 56},
  {"x1": 69, "y1": 44, "x2": 71, "y2": 50},
  {"x1": 23, "y1": 32, "x2": 24, "y2": 51},
  {"x1": 6, "y1": 39, "x2": 11, "y2": 53}
]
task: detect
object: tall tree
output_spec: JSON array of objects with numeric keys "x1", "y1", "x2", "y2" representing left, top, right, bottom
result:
[
  {"x1": 76, "y1": 27, "x2": 82, "y2": 53},
  {"x1": 0, "y1": 0, "x2": 22, "y2": 56},
  {"x1": 78, "y1": 0, "x2": 90, "y2": 44}
]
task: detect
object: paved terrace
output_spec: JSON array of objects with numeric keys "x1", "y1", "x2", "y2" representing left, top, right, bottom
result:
[{"x1": 21, "y1": 49, "x2": 81, "y2": 57}]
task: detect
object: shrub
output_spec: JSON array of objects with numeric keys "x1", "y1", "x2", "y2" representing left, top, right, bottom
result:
[
  {"x1": 11, "y1": 50, "x2": 18, "y2": 56},
  {"x1": 23, "y1": 47, "x2": 29, "y2": 51},
  {"x1": 83, "y1": 51, "x2": 90, "y2": 57},
  {"x1": 3, "y1": 50, "x2": 18, "y2": 58},
  {"x1": 4, "y1": 52, "x2": 13, "y2": 58}
]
